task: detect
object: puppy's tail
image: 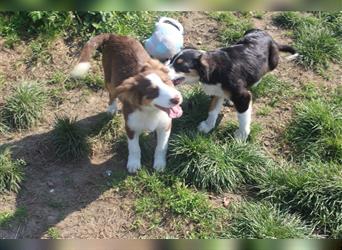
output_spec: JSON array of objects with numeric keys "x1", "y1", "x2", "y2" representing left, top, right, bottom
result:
[
  {"x1": 71, "y1": 33, "x2": 112, "y2": 78},
  {"x1": 277, "y1": 44, "x2": 299, "y2": 61}
]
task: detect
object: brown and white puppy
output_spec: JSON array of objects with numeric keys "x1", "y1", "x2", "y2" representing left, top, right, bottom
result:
[
  {"x1": 167, "y1": 29, "x2": 298, "y2": 141},
  {"x1": 71, "y1": 34, "x2": 183, "y2": 173}
]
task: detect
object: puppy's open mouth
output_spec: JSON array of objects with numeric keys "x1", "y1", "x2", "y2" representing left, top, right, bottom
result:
[
  {"x1": 172, "y1": 77, "x2": 185, "y2": 86},
  {"x1": 155, "y1": 104, "x2": 183, "y2": 119}
]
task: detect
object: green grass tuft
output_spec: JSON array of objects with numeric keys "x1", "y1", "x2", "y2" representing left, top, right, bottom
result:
[
  {"x1": 210, "y1": 11, "x2": 253, "y2": 45},
  {"x1": 168, "y1": 131, "x2": 269, "y2": 192},
  {"x1": 286, "y1": 97, "x2": 341, "y2": 163},
  {"x1": 272, "y1": 12, "x2": 318, "y2": 29},
  {"x1": 47, "y1": 227, "x2": 60, "y2": 239},
  {"x1": 121, "y1": 169, "x2": 229, "y2": 238},
  {"x1": 172, "y1": 86, "x2": 210, "y2": 132},
  {"x1": 0, "y1": 207, "x2": 27, "y2": 227},
  {"x1": 251, "y1": 74, "x2": 292, "y2": 107},
  {"x1": 228, "y1": 201, "x2": 315, "y2": 238},
  {"x1": 1, "y1": 83, "x2": 47, "y2": 130},
  {"x1": 52, "y1": 116, "x2": 89, "y2": 161},
  {"x1": 0, "y1": 146, "x2": 26, "y2": 193},
  {"x1": 294, "y1": 23, "x2": 342, "y2": 70},
  {"x1": 256, "y1": 161, "x2": 342, "y2": 237}
]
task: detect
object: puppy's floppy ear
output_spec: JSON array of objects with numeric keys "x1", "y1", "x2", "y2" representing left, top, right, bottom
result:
[
  {"x1": 113, "y1": 77, "x2": 137, "y2": 98},
  {"x1": 198, "y1": 54, "x2": 213, "y2": 82}
]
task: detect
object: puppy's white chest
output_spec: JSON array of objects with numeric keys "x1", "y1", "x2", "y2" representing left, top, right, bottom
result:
[
  {"x1": 127, "y1": 109, "x2": 169, "y2": 132},
  {"x1": 201, "y1": 83, "x2": 226, "y2": 97}
]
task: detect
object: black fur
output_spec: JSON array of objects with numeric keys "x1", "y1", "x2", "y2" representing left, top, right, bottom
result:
[{"x1": 169, "y1": 29, "x2": 296, "y2": 113}]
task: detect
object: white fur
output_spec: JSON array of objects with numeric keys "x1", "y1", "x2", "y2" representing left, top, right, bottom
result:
[
  {"x1": 251, "y1": 79, "x2": 262, "y2": 88},
  {"x1": 146, "y1": 73, "x2": 182, "y2": 107},
  {"x1": 234, "y1": 103, "x2": 252, "y2": 142},
  {"x1": 70, "y1": 62, "x2": 91, "y2": 78},
  {"x1": 153, "y1": 128, "x2": 171, "y2": 172},
  {"x1": 286, "y1": 53, "x2": 299, "y2": 61},
  {"x1": 127, "y1": 107, "x2": 171, "y2": 173},
  {"x1": 127, "y1": 134, "x2": 141, "y2": 173},
  {"x1": 107, "y1": 100, "x2": 117, "y2": 115},
  {"x1": 198, "y1": 97, "x2": 225, "y2": 133}
]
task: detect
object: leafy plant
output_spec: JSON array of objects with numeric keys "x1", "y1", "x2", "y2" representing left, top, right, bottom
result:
[
  {"x1": 1, "y1": 83, "x2": 46, "y2": 130},
  {"x1": 0, "y1": 146, "x2": 26, "y2": 193}
]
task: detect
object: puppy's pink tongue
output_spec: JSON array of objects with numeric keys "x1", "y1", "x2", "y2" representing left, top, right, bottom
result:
[{"x1": 169, "y1": 105, "x2": 183, "y2": 119}]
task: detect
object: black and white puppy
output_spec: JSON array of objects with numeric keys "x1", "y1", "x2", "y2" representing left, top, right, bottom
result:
[{"x1": 167, "y1": 29, "x2": 298, "y2": 141}]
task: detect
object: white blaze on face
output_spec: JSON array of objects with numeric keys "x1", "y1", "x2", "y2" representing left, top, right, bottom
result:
[{"x1": 145, "y1": 73, "x2": 183, "y2": 119}]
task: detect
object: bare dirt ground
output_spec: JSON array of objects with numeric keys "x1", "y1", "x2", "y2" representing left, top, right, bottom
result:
[{"x1": 0, "y1": 11, "x2": 341, "y2": 239}]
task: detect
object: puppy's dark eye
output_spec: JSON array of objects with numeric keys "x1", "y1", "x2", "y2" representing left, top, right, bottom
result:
[{"x1": 144, "y1": 86, "x2": 159, "y2": 99}]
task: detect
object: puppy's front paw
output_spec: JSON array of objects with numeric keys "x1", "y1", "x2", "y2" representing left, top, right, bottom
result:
[
  {"x1": 153, "y1": 157, "x2": 166, "y2": 172},
  {"x1": 127, "y1": 159, "x2": 141, "y2": 173},
  {"x1": 198, "y1": 120, "x2": 213, "y2": 134},
  {"x1": 234, "y1": 129, "x2": 250, "y2": 142}
]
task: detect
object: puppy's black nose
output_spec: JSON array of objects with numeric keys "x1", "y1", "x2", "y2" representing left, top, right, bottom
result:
[{"x1": 170, "y1": 96, "x2": 180, "y2": 105}]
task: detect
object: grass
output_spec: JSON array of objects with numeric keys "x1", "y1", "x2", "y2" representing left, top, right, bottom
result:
[
  {"x1": 294, "y1": 23, "x2": 342, "y2": 71},
  {"x1": 256, "y1": 105, "x2": 273, "y2": 116},
  {"x1": 120, "y1": 170, "x2": 230, "y2": 238},
  {"x1": 255, "y1": 161, "x2": 342, "y2": 237},
  {"x1": 286, "y1": 96, "x2": 341, "y2": 163},
  {"x1": 47, "y1": 227, "x2": 60, "y2": 239},
  {"x1": 1, "y1": 82, "x2": 47, "y2": 130},
  {"x1": 0, "y1": 207, "x2": 27, "y2": 227},
  {"x1": 168, "y1": 131, "x2": 270, "y2": 192},
  {"x1": 227, "y1": 201, "x2": 315, "y2": 239},
  {"x1": 251, "y1": 74, "x2": 292, "y2": 107},
  {"x1": 272, "y1": 12, "x2": 342, "y2": 71},
  {"x1": 0, "y1": 146, "x2": 26, "y2": 193},
  {"x1": 52, "y1": 116, "x2": 89, "y2": 161},
  {"x1": 172, "y1": 86, "x2": 210, "y2": 132},
  {"x1": 209, "y1": 11, "x2": 253, "y2": 45}
]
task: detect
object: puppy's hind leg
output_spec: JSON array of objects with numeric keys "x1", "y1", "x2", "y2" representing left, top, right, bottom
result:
[
  {"x1": 107, "y1": 88, "x2": 118, "y2": 115},
  {"x1": 198, "y1": 96, "x2": 224, "y2": 133}
]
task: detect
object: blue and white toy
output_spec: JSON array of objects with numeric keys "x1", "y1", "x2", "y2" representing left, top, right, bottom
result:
[{"x1": 144, "y1": 17, "x2": 184, "y2": 62}]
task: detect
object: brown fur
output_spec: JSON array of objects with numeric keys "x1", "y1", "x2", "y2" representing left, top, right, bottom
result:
[{"x1": 75, "y1": 33, "x2": 175, "y2": 137}]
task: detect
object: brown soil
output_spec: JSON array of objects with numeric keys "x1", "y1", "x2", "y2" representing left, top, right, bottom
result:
[{"x1": 0, "y1": 11, "x2": 340, "y2": 239}]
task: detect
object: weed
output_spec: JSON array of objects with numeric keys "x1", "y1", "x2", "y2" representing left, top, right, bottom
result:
[
  {"x1": 0, "y1": 146, "x2": 26, "y2": 193},
  {"x1": 228, "y1": 201, "x2": 315, "y2": 238},
  {"x1": 47, "y1": 227, "x2": 60, "y2": 239},
  {"x1": 272, "y1": 12, "x2": 318, "y2": 29},
  {"x1": 1, "y1": 82, "x2": 47, "y2": 130},
  {"x1": 52, "y1": 116, "x2": 89, "y2": 161},
  {"x1": 210, "y1": 12, "x2": 253, "y2": 45},
  {"x1": 286, "y1": 97, "x2": 341, "y2": 163},
  {"x1": 26, "y1": 38, "x2": 52, "y2": 66}
]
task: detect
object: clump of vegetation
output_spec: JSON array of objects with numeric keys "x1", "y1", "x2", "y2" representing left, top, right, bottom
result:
[
  {"x1": 0, "y1": 146, "x2": 26, "y2": 193},
  {"x1": 121, "y1": 170, "x2": 229, "y2": 238},
  {"x1": 256, "y1": 161, "x2": 342, "y2": 237},
  {"x1": 0, "y1": 207, "x2": 27, "y2": 227},
  {"x1": 251, "y1": 74, "x2": 292, "y2": 107},
  {"x1": 47, "y1": 227, "x2": 60, "y2": 239},
  {"x1": 294, "y1": 24, "x2": 342, "y2": 70},
  {"x1": 1, "y1": 83, "x2": 47, "y2": 130},
  {"x1": 168, "y1": 132, "x2": 270, "y2": 192},
  {"x1": 286, "y1": 97, "x2": 341, "y2": 163},
  {"x1": 172, "y1": 86, "x2": 210, "y2": 132},
  {"x1": 52, "y1": 116, "x2": 89, "y2": 161},
  {"x1": 210, "y1": 11, "x2": 253, "y2": 45},
  {"x1": 0, "y1": 11, "x2": 156, "y2": 45},
  {"x1": 227, "y1": 201, "x2": 315, "y2": 238},
  {"x1": 272, "y1": 12, "x2": 342, "y2": 71}
]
